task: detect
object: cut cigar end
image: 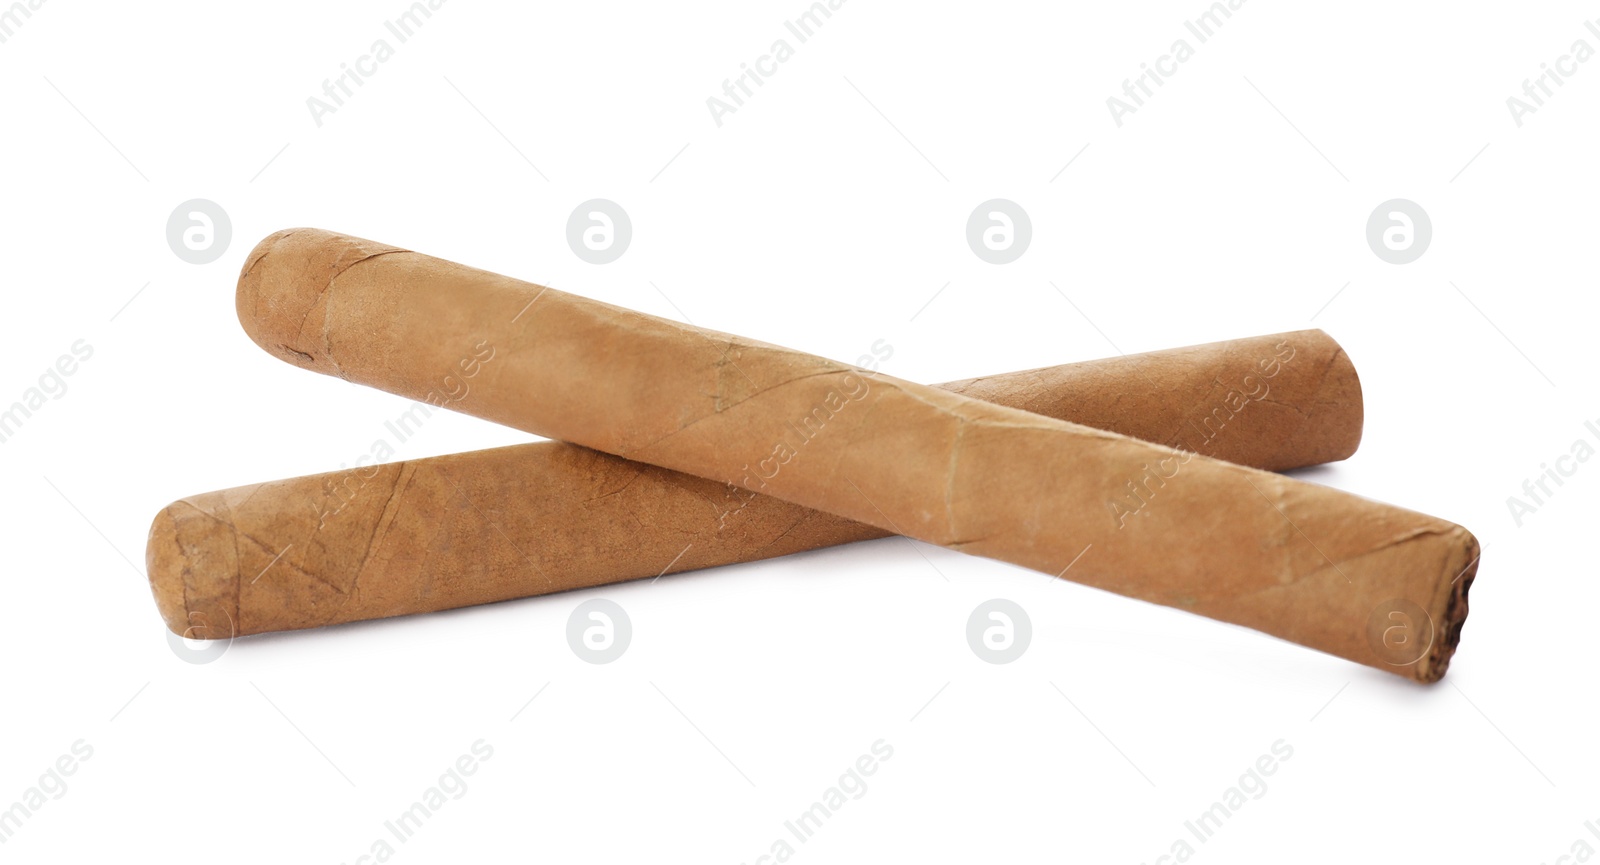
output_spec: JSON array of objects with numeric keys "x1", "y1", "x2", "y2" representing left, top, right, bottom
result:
[
  {"x1": 145, "y1": 499, "x2": 240, "y2": 641},
  {"x1": 236, "y1": 227, "x2": 403, "y2": 379},
  {"x1": 1414, "y1": 525, "x2": 1480, "y2": 684}
]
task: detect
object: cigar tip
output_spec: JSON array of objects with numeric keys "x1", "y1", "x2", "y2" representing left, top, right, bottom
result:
[
  {"x1": 145, "y1": 500, "x2": 240, "y2": 641},
  {"x1": 145, "y1": 505, "x2": 188, "y2": 635},
  {"x1": 236, "y1": 229, "x2": 313, "y2": 370},
  {"x1": 1324, "y1": 337, "x2": 1365, "y2": 462},
  {"x1": 235, "y1": 227, "x2": 405, "y2": 379}
]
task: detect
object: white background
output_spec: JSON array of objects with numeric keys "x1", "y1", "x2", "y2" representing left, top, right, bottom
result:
[{"x1": 1, "y1": 1, "x2": 1595, "y2": 861}]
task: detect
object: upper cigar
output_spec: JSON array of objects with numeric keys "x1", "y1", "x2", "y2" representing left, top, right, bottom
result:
[{"x1": 229, "y1": 228, "x2": 1477, "y2": 682}]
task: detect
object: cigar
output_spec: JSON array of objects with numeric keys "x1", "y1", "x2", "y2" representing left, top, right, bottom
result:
[
  {"x1": 147, "y1": 329, "x2": 1361, "y2": 644},
  {"x1": 223, "y1": 228, "x2": 1479, "y2": 681}
]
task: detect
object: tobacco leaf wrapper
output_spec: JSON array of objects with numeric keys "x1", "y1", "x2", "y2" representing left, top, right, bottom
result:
[
  {"x1": 148, "y1": 329, "x2": 1361, "y2": 643},
  {"x1": 211, "y1": 229, "x2": 1476, "y2": 681}
]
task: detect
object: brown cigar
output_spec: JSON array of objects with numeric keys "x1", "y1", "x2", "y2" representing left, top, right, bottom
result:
[
  {"x1": 218, "y1": 228, "x2": 1479, "y2": 681},
  {"x1": 147, "y1": 329, "x2": 1361, "y2": 644}
]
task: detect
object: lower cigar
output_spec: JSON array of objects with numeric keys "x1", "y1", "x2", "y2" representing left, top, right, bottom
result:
[{"x1": 147, "y1": 331, "x2": 1361, "y2": 641}]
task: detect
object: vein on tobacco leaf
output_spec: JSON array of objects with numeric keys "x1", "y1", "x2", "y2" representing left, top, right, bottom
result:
[
  {"x1": 237, "y1": 228, "x2": 297, "y2": 325},
  {"x1": 172, "y1": 500, "x2": 345, "y2": 596},
  {"x1": 164, "y1": 501, "x2": 277, "y2": 560},
  {"x1": 751, "y1": 510, "x2": 820, "y2": 557},
  {"x1": 220, "y1": 492, "x2": 245, "y2": 629},
  {"x1": 1328, "y1": 526, "x2": 1464, "y2": 573},
  {"x1": 1033, "y1": 428, "x2": 1069, "y2": 534},
  {"x1": 258, "y1": 549, "x2": 341, "y2": 596},
  {"x1": 436, "y1": 465, "x2": 548, "y2": 586},
  {"x1": 582, "y1": 462, "x2": 649, "y2": 504},
  {"x1": 675, "y1": 476, "x2": 735, "y2": 525},
  {"x1": 625, "y1": 369, "x2": 860, "y2": 457},
  {"x1": 1253, "y1": 394, "x2": 1310, "y2": 420},
  {"x1": 733, "y1": 369, "x2": 849, "y2": 403},
  {"x1": 343, "y1": 465, "x2": 413, "y2": 609},
  {"x1": 945, "y1": 418, "x2": 966, "y2": 543},
  {"x1": 170, "y1": 506, "x2": 192, "y2": 630},
  {"x1": 320, "y1": 280, "x2": 345, "y2": 381},
  {"x1": 1242, "y1": 476, "x2": 1466, "y2": 588},
  {"x1": 1242, "y1": 474, "x2": 1351, "y2": 584},
  {"x1": 356, "y1": 466, "x2": 409, "y2": 567},
  {"x1": 689, "y1": 330, "x2": 762, "y2": 413},
  {"x1": 816, "y1": 395, "x2": 882, "y2": 511},
  {"x1": 715, "y1": 335, "x2": 762, "y2": 409},
  {"x1": 873, "y1": 377, "x2": 968, "y2": 419},
  {"x1": 311, "y1": 246, "x2": 408, "y2": 381},
  {"x1": 231, "y1": 482, "x2": 266, "y2": 514},
  {"x1": 945, "y1": 374, "x2": 994, "y2": 390},
  {"x1": 876, "y1": 378, "x2": 1118, "y2": 439},
  {"x1": 1309, "y1": 346, "x2": 1344, "y2": 400},
  {"x1": 1228, "y1": 527, "x2": 1459, "y2": 608}
]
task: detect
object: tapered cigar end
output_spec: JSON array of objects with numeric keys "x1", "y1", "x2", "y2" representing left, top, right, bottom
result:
[
  {"x1": 146, "y1": 499, "x2": 240, "y2": 641},
  {"x1": 236, "y1": 228, "x2": 405, "y2": 379}
]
